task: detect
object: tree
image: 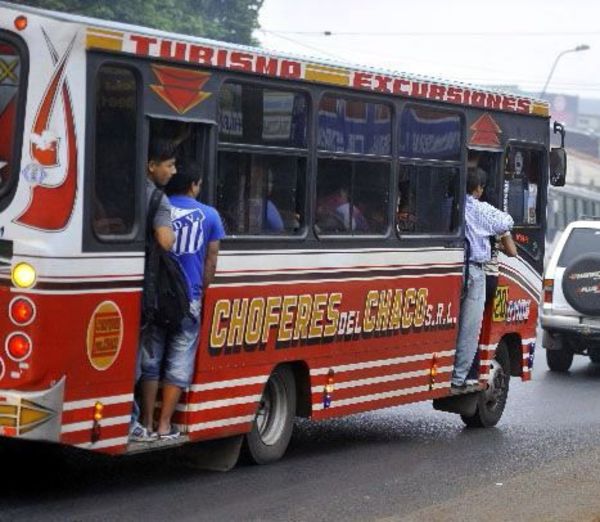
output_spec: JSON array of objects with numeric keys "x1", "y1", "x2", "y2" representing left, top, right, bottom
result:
[{"x1": 13, "y1": 0, "x2": 264, "y2": 45}]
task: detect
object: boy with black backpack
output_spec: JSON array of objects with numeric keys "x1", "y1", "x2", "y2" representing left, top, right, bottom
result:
[
  {"x1": 130, "y1": 140, "x2": 177, "y2": 442},
  {"x1": 138, "y1": 159, "x2": 225, "y2": 441}
]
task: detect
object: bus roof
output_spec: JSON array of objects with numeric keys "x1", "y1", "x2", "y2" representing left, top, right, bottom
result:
[{"x1": 2, "y1": 1, "x2": 549, "y2": 117}]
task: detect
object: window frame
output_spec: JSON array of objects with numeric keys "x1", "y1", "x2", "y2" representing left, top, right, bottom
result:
[
  {"x1": 216, "y1": 78, "x2": 311, "y2": 242},
  {"x1": 394, "y1": 103, "x2": 465, "y2": 241},
  {"x1": 0, "y1": 30, "x2": 29, "y2": 213},
  {"x1": 83, "y1": 56, "x2": 145, "y2": 253},
  {"x1": 314, "y1": 91, "x2": 394, "y2": 240}
]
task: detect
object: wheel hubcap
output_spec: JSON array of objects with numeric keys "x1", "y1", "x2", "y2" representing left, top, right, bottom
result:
[
  {"x1": 255, "y1": 374, "x2": 288, "y2": 446},
  {"x1": 483, "y1": 358, "x2": 507, "y2": 411}
]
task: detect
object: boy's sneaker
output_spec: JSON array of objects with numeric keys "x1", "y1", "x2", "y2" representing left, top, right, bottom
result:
[
  {"x1": 158, "y1": 425, "x2": 181, "y2": 441},
  {"x1": 465, "y1": 379, "x2": 479, "y2": 386},
  {"x1": 129, "y1": 422, "x2": 158, "y2": 442}
]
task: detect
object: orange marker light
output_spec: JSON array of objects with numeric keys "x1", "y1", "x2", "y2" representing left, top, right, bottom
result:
[
  {"x1": 10, "y1": 297, "x2": 35, "y2": 325},
  {"x1": 6, "y1": 333, "x2": 32, "y2": 361},
  {"x1": 14, "y1": 16, "x2": 28, "y2": 31}
]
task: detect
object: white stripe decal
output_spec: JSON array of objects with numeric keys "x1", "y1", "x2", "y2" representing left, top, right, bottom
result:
[
  {"x1": 179, "y1": 394, "x2": 262, "y2": 412},
  {"x1": 310, "y1": 366, "x2": 453, "y2": 393},
  {"x1": 75, "y1": 436, "x2": 128, "y2": 450},
  {"x1": 62, "y1": 415, "x2": 130, "y2": 434},
  {"x1": 63, "y1": 393, "x2": 133, "y2": 412},
  {"x1": 187, "y1": 414, "x2": 255, "y2": 432},
  {"x1": 311, "y1": 350, "x2": 454, "y2": 376},
  {"x1": 313, "y1": 382, "x2": 451, "y2": 410},
  {"x1": 188, "y1": 375, "x2": 269, "y2": 392}
]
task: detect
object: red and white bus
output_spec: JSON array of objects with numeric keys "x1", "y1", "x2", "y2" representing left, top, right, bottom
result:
[{"x1": 0, "y1": 3, "x2": 566, "y2": 465}]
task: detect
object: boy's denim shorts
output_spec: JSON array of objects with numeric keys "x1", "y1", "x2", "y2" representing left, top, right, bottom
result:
[{"x1": 140, "y1": 300, "x2": 201, "y2": 388}]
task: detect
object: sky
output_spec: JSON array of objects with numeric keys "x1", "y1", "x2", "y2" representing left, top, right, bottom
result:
[{"x1": 257, "y1": 0, "x2": 600, "y2": 100}]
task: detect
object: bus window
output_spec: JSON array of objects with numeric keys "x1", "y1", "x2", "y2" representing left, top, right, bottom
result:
[
  {"x1": 504, "y1": 146, "x2": 543, "y2": 226},
  {"x1": 92, "y1": 66, "x2": 138, "y2": 237},
  {"x1": 397, "y1": 165, "x2": 459, "y2": 234},
  {"x1": 315, "y1": 158, "x2": 389, "y2": 234},
  {"x1": 217, "y1": 152, "x2": 305, "y2": 235},
  {"x1": 0, "y1": 37, "x2": 25, "y2": 203}
]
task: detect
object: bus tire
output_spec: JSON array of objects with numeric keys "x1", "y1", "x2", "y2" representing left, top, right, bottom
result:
[
  {"x1": 546, "y1": 348, "x2": 574, "y2": 372},
  {"x1": 461, "y1": 341, "x2": 510, "y2": 428},
  {"x1": 244, "y1": 365, "x2": 296, "y2": 465}
]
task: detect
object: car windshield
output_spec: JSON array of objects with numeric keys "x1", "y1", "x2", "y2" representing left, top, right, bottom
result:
[{"x1": 557, "y1": 227, "x2": 600, "y2": 267}]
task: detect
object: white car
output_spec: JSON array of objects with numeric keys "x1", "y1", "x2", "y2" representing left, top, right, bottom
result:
[{"x1": 541, "y1": 220, "x2": 600, "y2": 371}]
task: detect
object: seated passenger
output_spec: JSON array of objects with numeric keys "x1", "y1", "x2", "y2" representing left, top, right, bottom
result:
[{"x1": 317, "y1": 184, "x2": 369, "y2": 233}]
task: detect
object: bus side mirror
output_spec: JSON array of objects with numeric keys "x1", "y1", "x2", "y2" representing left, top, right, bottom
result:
[{"x1": 549, "y1": 147, "x2": 567, "y2": 187}]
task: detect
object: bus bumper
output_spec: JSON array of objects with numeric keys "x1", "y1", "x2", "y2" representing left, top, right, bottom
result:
[{"x1": 0, "y1": 377, "x2": 64, "y2": 442}]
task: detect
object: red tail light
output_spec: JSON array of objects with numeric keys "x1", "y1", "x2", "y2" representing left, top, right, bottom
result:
[
  {"x1": 543, "y1": 279, "x2": 554, "y2": 304},
  {"x1": 9, "y1": 297, "x2": 35, "y2": 325},
  {"x1": 6, "y1": 333, "x2": 32, "y2": 361}
]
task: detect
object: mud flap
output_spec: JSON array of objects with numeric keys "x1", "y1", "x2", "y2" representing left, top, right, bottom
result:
[
  {"x1": 175, "y1": 435, "x2": 243, "y2": 471},
  {"x1": 433, "y1": 393, "x2": 479, "y2": 417}
]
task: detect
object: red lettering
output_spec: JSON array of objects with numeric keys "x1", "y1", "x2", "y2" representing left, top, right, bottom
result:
[
  {"x1": 374, "y1": 75, "x2": 392, "y2": 93},
  {"x1": 471, "y1": 92, "x2": 486, "y2": 107},
  {"x1": 130, "y1": 35, "x2": 156, "y2": 56},
  {"x1": 502, "y1": 97, "x2": 516, "y2": 111},
  {"x1": 446, "y1": 87, "x2": 463, "y2": 103},
  {"x1": 428, "y1": 84, "x2": 446, "y2": 100},
  {"x1": 189, "y1": 45, "x2": 214, "y2": 65},
  {"x1": 256, "y1": 56, "x2": 278, "y2": 75},
  {"x1": 392, "y1": 78, "x2": 410, "y2": 95},
  {"x1": 353, "y1": 72, "x2": 372, "y2": 89},
  {"x1": 411, "y1": 82, "x2": 428, "y2": 98},
  {"x1": 487, "y1": 94, "x2": 503, "y2": 109},
  {"x1": 463, "y1": 89, "x2": 471, "y2": 104},
  {"x1": 517, "y1": 98, "x2": 531, "y2": 113},
  {"x1": 280, "y1": 60, "x2": 301, "y2": 78},
  {"x1": 160, "y1": 40, "x2": 187, "y2": 61},
  {"x1": 217, "y1": 50, "x2": 228, "y2": 67},
  {"x1": 230, "y1": 52, "x2": 254, "y2": 72}
]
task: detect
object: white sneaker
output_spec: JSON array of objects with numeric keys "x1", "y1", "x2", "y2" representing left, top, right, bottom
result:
[
  {"x1": 129, "y1": 422, "x2": 158, "y2": 442},
  {"x1": 465, "y1": 379, "x2": 479, "y2": 386}
]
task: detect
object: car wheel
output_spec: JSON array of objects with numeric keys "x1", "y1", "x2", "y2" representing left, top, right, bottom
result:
[
  {"x1": 546, "y1": 348, "x2": 574, "y2": 372},
  {"x1": 461, "y1": 341, "x2": 510, "y2": 428},
  {"x1": 244, "y1": 365, "x2": 296, "y2": 465}
]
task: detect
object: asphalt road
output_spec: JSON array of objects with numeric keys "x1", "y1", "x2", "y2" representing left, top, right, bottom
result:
[{"x1": 3, "y1": 351, "x2": 600, "y2": 522}]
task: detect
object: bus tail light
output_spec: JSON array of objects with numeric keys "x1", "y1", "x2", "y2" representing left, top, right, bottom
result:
[
  {"x1": 429, "y1": 355, "x2": 438, "y2": 390},
  {"x1": 11, "y1": 262, "x2": 36, "y2": 289},
  {"x1": 9, "y1": 297, "x2": 36, "y2": 325},
  {"x1": 323, "y1": 369, "x2": 335, "y2": 409},
  {"x1": 6, "y1": 332, "x2": 32, "y2": 361},
  {"x1": 543, "y1": 279, "x2": 554, "y2": 304}
]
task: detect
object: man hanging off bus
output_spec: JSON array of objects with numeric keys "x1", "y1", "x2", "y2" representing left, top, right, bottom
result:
[
  {"x1": 138, "y1": 159, "x2": 225, "y2": 440},
  {"x1": 451, "y1": 167, "x2": 516, "y2": 389}
]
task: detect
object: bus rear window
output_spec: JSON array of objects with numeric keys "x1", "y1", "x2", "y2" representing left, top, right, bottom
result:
[
  {"x1": 557, "y1": 228, "x2": 600, "y2": 267},
  {"x1": 0, "y1": 38, "x2": 24, "y2": 200}
]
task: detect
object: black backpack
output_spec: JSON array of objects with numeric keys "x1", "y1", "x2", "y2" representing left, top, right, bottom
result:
[{"x1": 142, "y1": 189, "x2": 192, "y2": 331}]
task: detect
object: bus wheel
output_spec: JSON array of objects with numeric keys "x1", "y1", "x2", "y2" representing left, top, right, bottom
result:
[
  {"x1": 245, "y1": 365, "x2": 296, "y2": 465},
  {"x1": 461, "y1": 342, "x2": 510, "y2": 428},
  {"x1": 546, "y1": 348, "x2": 573, "y2": 372}
]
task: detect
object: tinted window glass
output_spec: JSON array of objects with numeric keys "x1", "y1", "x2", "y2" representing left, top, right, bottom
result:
[
  {"x1": 217, "y1": 152, "x2": 305, "y2": 235},
  {"x1": 396, "y1": 165, "x2": 459, "y2": 234},
  {"x1": 219, "y1": 83, "x2": 307, "y2": 148},
  {"x1": 316, "y1": 159, "x2": 389, "y2": 235},
  {"x1": 0, "y1": 39, "x2": 22, "y2": 195},
  {"x1": 504, "y1": 146, "x2": 543, "y2": 226},
  {"x1": 558, "y1": 228, "x2": 600, "y2": 267},
  {"x1": 92, "y1": 66, "x2": 138, "y2": 236},
  {"x1": 399, "y1": 107, "x2": 462, "y2": 161},
  {"x1": 318, "y1": 95, "x2": 391, "y2": 155}
]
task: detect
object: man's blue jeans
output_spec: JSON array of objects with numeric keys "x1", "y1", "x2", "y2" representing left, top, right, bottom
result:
[{"x1": 452, "y1": 264, "x2": 486, "y2": 386}]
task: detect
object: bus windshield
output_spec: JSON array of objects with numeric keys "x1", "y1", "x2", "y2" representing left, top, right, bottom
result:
[{"x1": 0, "y1": 37, "x2": 22, "y2": 197}]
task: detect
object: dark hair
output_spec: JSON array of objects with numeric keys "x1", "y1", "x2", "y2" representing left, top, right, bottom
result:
[
  {"x1": 165, "y1": 159, "x2": 202, "y2": 195},
  {"x1": 467, "y1": 167, "x2": 487, "y2": 194},
  {"x1": 148, "y1": 139, "x2": 177, "y2": 163}
]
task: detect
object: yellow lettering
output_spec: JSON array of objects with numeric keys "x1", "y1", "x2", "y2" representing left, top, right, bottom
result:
[
  {"x1": 245, "y1": 297, "x2": 265, "y2": 345},
  {"x1": 402, "y1": 288, "x2": 416, "y2": 329},
  {"x1": 278, "y1": 295, "x2": 297, "y2": 342},
  {"x1": 376, "y1": 289, "x2": 393, "y2": 331},
  {"x1": 261, "y1": 296, "x2": 282, "y2": 344},
  {"x1": 324, "y1": 293, "x2": 342, "y2": 337},
  {"x1": 309, "y1": 294, "x2": 328, "y2": 338},
  {"x1": 227, "y1": 298, "x2": 248, "y2": 347},
  {"x1": 413, "y1": 288, "x2": 428, "y2": 328},
  {"x1": 210, "y1": 300, "x2": 231, "y2": 349},
  {"x1": 362, "y1": 290, "x2": 379, "y2": 333},
  {"x1": 293, "y1": 294, "x2": 312, "y2": 340}
]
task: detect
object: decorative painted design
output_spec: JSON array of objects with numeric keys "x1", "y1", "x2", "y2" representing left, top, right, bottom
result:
[
  {"x1": 150, "y1": 64, "x2": 211, "y2": 114},
  {"x1": 86, "y1": 301, "x2": 123, "y2": 371},
  {"x1": 469, "y1": 113, "x2": 502, "y2": 148},
  {"x1": 14, "y1": 29, "x2": 78, "y2": 231},
  {"x1": 0, "y1": 398, "x2": 56, "y2": 436}
]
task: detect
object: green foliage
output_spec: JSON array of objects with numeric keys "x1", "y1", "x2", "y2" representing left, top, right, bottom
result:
[{"x1": 12, "y1": 0, "x2": 264, "y2": 45}]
